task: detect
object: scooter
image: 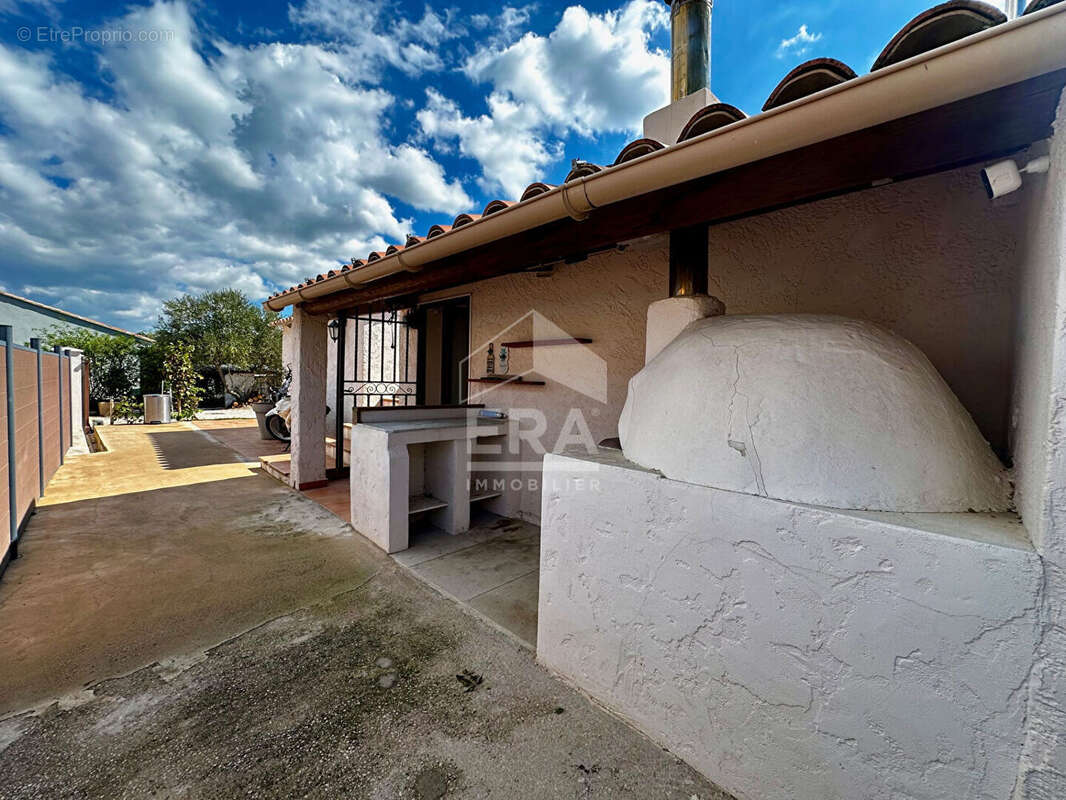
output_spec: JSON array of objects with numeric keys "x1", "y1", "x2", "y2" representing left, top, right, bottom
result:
[
  {"x1": 263, "y1": 375, "x2": 330, "y2": 444},
  {"x1": 264, "y1": 374, "x2": 292, "y2": 442}
]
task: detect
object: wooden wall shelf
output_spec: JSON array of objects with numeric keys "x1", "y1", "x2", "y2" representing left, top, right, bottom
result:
[
  {"x1": 501, "y1": 338, "x2": 591, "y2": 348},
  {"x1": 468, "y1": 376, "x2": 546, "y2": 386}
]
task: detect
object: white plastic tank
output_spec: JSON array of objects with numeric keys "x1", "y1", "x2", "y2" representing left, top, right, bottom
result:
[{"x1": 143, "y1": 394, "x2": 173, "y2": 424}]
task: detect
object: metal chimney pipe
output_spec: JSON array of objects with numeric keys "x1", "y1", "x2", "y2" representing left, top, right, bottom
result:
[{"x1": 670, "y1": 0, "x2": 713, "y2": 101}]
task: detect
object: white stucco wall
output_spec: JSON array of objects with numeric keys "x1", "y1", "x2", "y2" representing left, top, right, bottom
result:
[
  {"x1": 451, "y1": 163, "x2": 1027, "y2": 522},
  {"x1": 425, "y1": 238, "x2": 664, "y2": 521},
  {"x1": 538, "y1": 449, "x2": 1042, "y2": 800},
  {"x1": 704, "y1": 166, "x2": 1026, "y2": 456},
  {"x1": 1009, "y1": 93, "x2": 1066, "y2": 799},
  {"x1": 68, "y1": 350, "x2": 83, "y2": 435}
]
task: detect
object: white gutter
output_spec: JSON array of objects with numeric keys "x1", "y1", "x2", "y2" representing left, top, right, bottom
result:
[{"x1": 265, "y1": 3, "x2": 1066, "y2": 312}]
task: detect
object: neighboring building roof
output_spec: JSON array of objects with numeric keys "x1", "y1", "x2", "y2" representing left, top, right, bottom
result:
[
  {"x1": 0, "y1": 290, "x2": 154, "y2": 342},
  {"x1": 266, "y1": 0, "x2": 1066, "y2": 312}
]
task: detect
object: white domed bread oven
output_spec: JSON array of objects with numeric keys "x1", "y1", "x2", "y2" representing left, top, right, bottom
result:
[{"x1": 618, "y1": 314, "x2": 1010, "y2": 512}]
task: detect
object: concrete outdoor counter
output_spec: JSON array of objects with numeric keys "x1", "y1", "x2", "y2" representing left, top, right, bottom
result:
[{"x1": 349, "y1": 415, "x2": 506, "y2": 554}]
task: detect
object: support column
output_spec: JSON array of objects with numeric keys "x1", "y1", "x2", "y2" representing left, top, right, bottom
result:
[
  {"x1": 289, "y1": 306, "x2": 328, "y2": 490},
  {"x1": 646, "y1": 224, "x2": 725, "y2": 363},
  {"x1": 334, "y1": 312, "x2": 347, "y2": 472},
  {"x1": 2, "y1": 326, "x2": 17, "y2": 551},
  {"x1": 30, "y1": 339, "x2": 44, "y2": 496},
  {"x1": 54, "y1": 345, "x2": 64, "y2": 465}
]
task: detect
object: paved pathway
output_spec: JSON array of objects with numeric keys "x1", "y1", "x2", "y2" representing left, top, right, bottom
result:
[
  {"x1": 0, "y1": 422, "x2": 732, "y2": 799},
  {"x1": 0, "y1": 423, "x2": 374, "y2": 716}
]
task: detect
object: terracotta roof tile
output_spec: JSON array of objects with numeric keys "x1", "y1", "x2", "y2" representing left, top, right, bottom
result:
[
  {"x1": 520, "y1": 182, "x2": 556, "y2": 201},
  {"x1": 564, "y1": 160, "x2": 603, "y2": 182},
  {"x1": 763, "y1": 58, "x2": 857, "y2": 111},
  {"x1": 677, "y1": 103, "x2": 746, "y2": 143},
  {"x1": 452, "y1": 213, "x2": 481, "y2": 228},
  {"x1": 270, "y1": 2, "x2": 1038, "y2": 304},
  {"x1": 483, "y1": 199, "x2": 515, "y2": 216},
  {"x1": 873, "y1": 1, "x2": 1005, "y2": 71},
  {"x1": 1026, "y1": 0, "x2": 1065, "y2": 14},
  {"x1": 613, "y1": 138, "x2": 665, "y2": 165}
]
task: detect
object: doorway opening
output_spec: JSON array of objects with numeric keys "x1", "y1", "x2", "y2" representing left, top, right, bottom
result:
[{"x1": 417, "y1": 296, "x2": 470, "y2": 406}]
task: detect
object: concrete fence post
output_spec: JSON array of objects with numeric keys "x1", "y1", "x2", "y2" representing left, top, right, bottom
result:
[
  {"x1": 30, "y1": 338, "x2": 45, "y2": 497},
  {"x1": 54, "y1": 345, "x2": 64, "y2": 466},
  {"x1": 2, "y1": 326, "x2": 17, "y2": 550}
]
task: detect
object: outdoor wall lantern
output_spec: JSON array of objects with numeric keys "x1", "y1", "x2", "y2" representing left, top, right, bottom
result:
[{"x1": 327, "y1": 318, "x2": 340, "y2": 342}]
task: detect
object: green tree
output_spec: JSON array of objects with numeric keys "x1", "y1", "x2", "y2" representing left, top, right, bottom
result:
[
  {"x1": 41, "y1": 326, "x2": 146, "y2": 402},
  {"x1": 155, "y1": 289, "x2": 282, "y2": 391},
  {"x1": 163, "y1": 341, "x2": 204, "y2": 419}
]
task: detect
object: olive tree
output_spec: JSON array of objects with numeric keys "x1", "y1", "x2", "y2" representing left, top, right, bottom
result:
[{"x1": 154, "y1": 289, "x2": 282, "y2": 392}]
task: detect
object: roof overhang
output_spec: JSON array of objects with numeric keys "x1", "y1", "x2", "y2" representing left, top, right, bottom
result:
[{"x1": 268, "y1": 2, "x2": 1066, "y2": 316}]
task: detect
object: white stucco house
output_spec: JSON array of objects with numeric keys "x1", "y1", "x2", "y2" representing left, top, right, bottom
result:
[{"x1": 264, "y1": 1, "x2": 1066, "y2": 797}]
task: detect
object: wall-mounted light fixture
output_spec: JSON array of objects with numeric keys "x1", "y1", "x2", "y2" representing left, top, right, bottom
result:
[
  {"x1": 982, "y1": 156, "x2": 1051, "y2": 200},
  {"x1": 327, "y1": 318, "x2": 340, "y2": 342}
]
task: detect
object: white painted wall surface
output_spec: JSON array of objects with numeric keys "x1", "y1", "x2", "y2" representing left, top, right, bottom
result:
[
  {"x1": 68, "y1": 350, "x2": 83, "y2": 435},
  {"x1": 1008, "y1": 94, "x2": 1066, "y2": 799},
  {"x1": 538, "y1": 450, "x2": 1042, "y2": 800},
  {"x1": 427, "y1": 238, "x2": 663, "y2": 522},
  {"x1": 452, "y1": 164, "x2": 1028, "y2": 522}
]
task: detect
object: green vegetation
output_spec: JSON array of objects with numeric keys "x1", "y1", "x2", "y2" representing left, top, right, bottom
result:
[
  {"x1": 42, "y1": 289, "x2": 282, "y2": 419},
  {"x1": 42, "y1": 326, "x2": 142, "y2": 402},
  {"x1": 163, "y1": 341, "x2": 204, "y2": 420},
  {"x1": 154, "y1": 289, "x2": 282, "y2": 394}
]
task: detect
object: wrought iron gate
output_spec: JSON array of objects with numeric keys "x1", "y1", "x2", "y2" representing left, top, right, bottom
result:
[{"x1": 344, "y1": 309, "x2": 418, "y2": 408}]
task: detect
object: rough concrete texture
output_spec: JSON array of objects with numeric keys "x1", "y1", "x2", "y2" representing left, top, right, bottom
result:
[
  {"x1": 539, "y1": 450, "x2": 1040, "y2": 800},
  {"x1": 0, "y1": 422, "x2": 373, "y2": 716},
  {"x1": 0, "y1": 422, "x2": 731, "y2": 800},
  {"x1": 1009, "y1": 95, "x2": 1066, "y2": 799},
  {"x1": 289, "y1": 306, "x2": 327, "y2": 489},
  {"x1": 644, "y1": 294, "x2": 725, "y2": 364},
  {"x1": 619, "y1": 314, "x2": 1010, "y2": 512}
]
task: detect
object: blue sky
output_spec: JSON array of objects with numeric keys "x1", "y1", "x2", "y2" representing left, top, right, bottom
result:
[{"x1": 0, "y1": 0, "x2": 1015, "y2": 330}]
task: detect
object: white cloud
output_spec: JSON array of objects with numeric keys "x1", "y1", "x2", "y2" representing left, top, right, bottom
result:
[
  {"x1": 776, "y1": 24, "x2": 822, "y2": 59},
  {"x1": 419, "y1": 0, "x2": 669, "y2": 197},
  {"x1": 0, "y1": 0, "x2": 472, "y2": 328},
  {"x1": 288, "y1": 0, "x2": 465, "y2": 76}
]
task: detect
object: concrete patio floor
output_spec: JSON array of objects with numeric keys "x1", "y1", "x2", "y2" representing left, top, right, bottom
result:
[
  {"x1": 399, "y1": 517, "x2": 541, "y2": 647},
  {"x1": 0, "y1": 421, "x2": 733, "y2": 800},
  {"x1": 190, "y1": 420, "x2": 541, "y2": 646}
]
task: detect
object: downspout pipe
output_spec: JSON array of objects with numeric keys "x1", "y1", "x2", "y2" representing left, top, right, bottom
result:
[{"x1": 264, "y1": 5, "x2": 1066, "y2": 313}]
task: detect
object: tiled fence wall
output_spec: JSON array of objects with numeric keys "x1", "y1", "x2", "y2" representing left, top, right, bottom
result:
[{"x1": 1, "y1": 326, "x2": 82, "y2": 576}]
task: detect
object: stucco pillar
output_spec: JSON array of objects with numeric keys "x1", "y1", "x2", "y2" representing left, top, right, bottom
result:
[
  {"x1": 1011, "y1": 93, "x2": 1066, "y2": 800},
  {"x1": 289, "y1": 307, "x2": 327, "y2": 490},
  {"x1": 645, "y1": 294, "x2": 725, "y2": 363}
]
